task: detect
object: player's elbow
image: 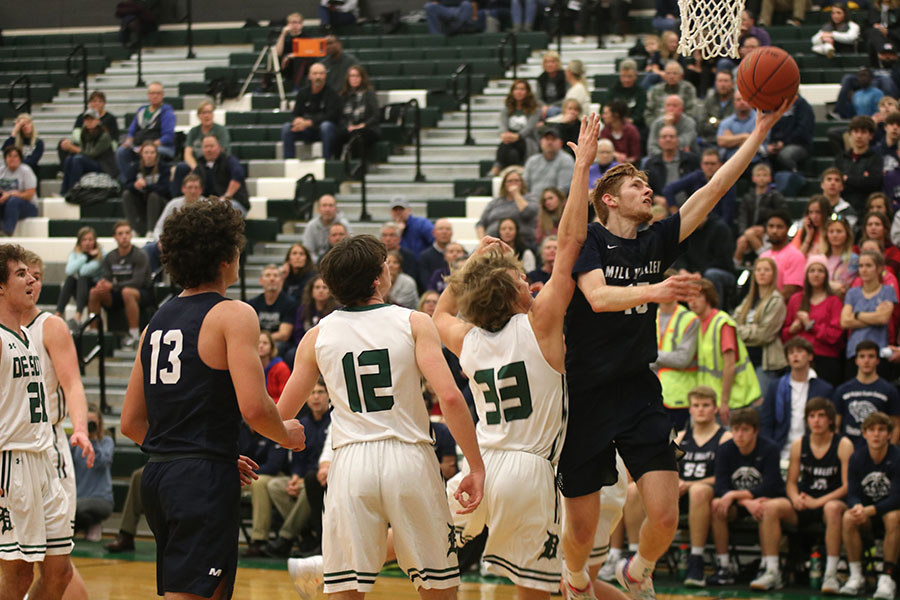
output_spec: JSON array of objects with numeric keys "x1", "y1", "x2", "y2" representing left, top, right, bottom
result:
[{"x1": 437, "y1": 388, "x2": 467, "y2": 414}]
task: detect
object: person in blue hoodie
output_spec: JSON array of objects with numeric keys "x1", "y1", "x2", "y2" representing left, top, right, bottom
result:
[
  {"x1": 760, "y1": 337, "x2": 834, "y2": 459},
  {"x1": 115, "y1": 82, "x2": 176, "y2": 184}
]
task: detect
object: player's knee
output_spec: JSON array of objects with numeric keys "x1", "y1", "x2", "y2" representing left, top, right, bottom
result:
[
  {"x1": 689, "y1": 483, "x2": 713, "y2": 504},
  {"x1": 42, "y1": 557, "x2": 73, "y2": 590},
  {"x1": 883, "y1": 510, "x2": 900, "y2": 528},
  {"x1": 824, "y1": 501, "x2": 844, "y2": 521},
  {"x1": 647, "y1": 501, "x2": 678, "y2": 532}
]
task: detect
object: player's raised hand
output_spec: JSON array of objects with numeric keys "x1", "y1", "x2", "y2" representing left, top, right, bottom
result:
[
  {"x1": 755, "y1": 95, "x2": 796, "y2": 134},
  {"x1": 70, "y1": 430, "x2": 96, "y2": 468},
  {"x1": 651, "y1": 272, "x2": 701, "y2": 303},
  {"x1": 283, "y1": 419, "x2": 307, "y2": 452},
  {"x1": 473, "y1": 235, "x2": 513, "y2": 257},
  {"x1": 237, "y1": 455, "x2": 260, "y2": 487},
  {"x1": 568, "y1": 113, "x2": 602, "y2": 166},
  {"x1": 453, "y1": 468, "x2": 485, "y2": 514}
]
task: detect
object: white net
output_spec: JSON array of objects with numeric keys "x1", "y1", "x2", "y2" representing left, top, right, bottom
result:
[{"x1": 677, "y1": 0, "x2": 745, "y2": 60}]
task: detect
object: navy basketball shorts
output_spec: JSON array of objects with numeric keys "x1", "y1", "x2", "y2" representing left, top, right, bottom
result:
[
  {"x1": 557, "y1": 369, "x2": 678, "y2": 498},
  {"x1": 141, "y1": 457, "x2": 241, "y2": 599}
]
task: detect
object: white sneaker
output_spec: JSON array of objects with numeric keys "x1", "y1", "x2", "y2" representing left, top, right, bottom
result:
[
  {"x1": 875, "y1": 574, "x2": 897, "y2": 600},
  {"x1": 840, "y1": 573, "x2": 866, "y2": 596},
  {"x1": 287, "y1": 555, "x2": 324, "y2": 600},
  {"x1": 596, "y1": 558, "x2": 617, "y2": 582},
  {"x1": 822, "y1": 572, "x2": 842, "y2": 594},
  {"x1": 750, "y1": 569, "x2": 784, "y2": 590},
  {"x1": 615, "y1": 557, "x2": 657, "y2": 600}
]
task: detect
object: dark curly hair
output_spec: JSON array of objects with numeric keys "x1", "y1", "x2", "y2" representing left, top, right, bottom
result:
[
  {"x1": 319, "y1": 235, "x2": 386, "y2": 306},
  {"x1": 0, "y1": 243, "x2": 28, "y2": 284},
  {"x1": 159, "y1": 199, "x2": 245, "y2": 289}
]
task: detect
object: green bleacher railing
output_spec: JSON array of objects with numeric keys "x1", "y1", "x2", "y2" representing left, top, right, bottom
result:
[
  {"x1": 344, "y1": 132, "x2": 372, "y2": 222},
  {"x1": 499, "y1": 32, "x2": 518, "y2": 80},
  {"x1": 66, "y1": 44, "x2": 88, "y2": 112},
  {"x1": 77, "y1": 313, "x2": 108, "y2": 415},
  {"x1": 450, "y1": 63, "x2": 475, "y2": 146},
  {"x1": 9, "y1": 75, "x2": 31, "y2": 115},
  {"x1": 402, "y1": 98, "x2": 425, "y2": 182}
]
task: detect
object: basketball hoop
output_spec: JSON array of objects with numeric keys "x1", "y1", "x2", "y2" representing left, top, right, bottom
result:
[{"x1": 676, "y1": 0, "x2": 745, "y2": 60}]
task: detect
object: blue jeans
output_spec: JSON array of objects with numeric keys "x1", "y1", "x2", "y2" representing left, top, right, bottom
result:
[
  {"x1": 652, "y1": 15, "x2": 678, "y2": 31},
  {"x1": 1, "y1": 195, "x2": 38, "y2": 235},
  {"x1": 510, "y1": 0, "x2": 537, "y2": 27},
  {"x1": 318, "y1": 5, "x2": 357, "y2": 28},
  {"x1": 144, "y1": 241, "x2": 161, "y2": 273},
  {"x1": 115, "y1": 144, "x2": 175, "y2": 184},
  {"x1": 61, "y1": 154, "x2": 102, "y2": 194},
  {"x1": 280, "y1": 121, "x2": 337, "y2": 159},
  {"x1": 424, "y1": 1, "x2": 474, "y2": 34}
]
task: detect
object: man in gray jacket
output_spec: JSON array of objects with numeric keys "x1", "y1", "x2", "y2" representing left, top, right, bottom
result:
[
  {"x1": 303, "y1": 194, "x2": 351, "y2": 263},
  {"x1": 523, "y1": 125, "x2": 574, "y2": 203}
]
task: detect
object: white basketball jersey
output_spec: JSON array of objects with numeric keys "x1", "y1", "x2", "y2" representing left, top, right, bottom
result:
[
  {"x1": 0, "y1": 323, "x2": 53, "y2": 452},
  {"x1": 25, "y1": 312, "x2": 66, "y2": 426},
  {"x1": 458, "y1": 313, "x2": 567, "y2": 464},
  {"x1": 316, "y1": 304, "x2": 431, "y2": 450}
]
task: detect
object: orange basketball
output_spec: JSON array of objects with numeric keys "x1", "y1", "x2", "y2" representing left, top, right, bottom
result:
[{"x1": 736, "y1": 46, "x2": 800, "y2": 112}]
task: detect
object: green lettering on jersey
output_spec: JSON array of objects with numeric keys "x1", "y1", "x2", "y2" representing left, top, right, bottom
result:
[
  {"x1": 27, "y1": 381, "x2": 48, "y2": 423},
  {"x1": 341, "y1": 349, "x2": 394, "y2": 413},
  {"x1": 472, "y1": 361, "x2": 533, "y2": 425}
]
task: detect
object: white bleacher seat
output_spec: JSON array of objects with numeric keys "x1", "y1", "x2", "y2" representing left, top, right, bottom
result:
[
  {"x1": 13, "y1": 237, "x2": 150, "y2": 263},
  {"x1": 466, "y1": 196, "x2": 492, "y2": 219}
]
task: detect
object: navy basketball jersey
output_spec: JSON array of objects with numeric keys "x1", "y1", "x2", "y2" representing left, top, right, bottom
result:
[
  {"x1": 679, "y1": 425, "x2": 725, "y2": 481},
  {"x1": 140, "y1": 293, "x2": 241, "y2": 461},
  {"x1": 565, "y1": 214, "x2": 683, "y2": 388},
  {"x1": 798, "y1": 433, "x2": 843, "y2": 498}
]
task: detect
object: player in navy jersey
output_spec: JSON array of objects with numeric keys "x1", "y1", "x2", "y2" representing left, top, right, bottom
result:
[
  {"x1": 120, "y1": 200, "x2": 306, "y2": 600},
  {"x1": 832, "y1": 340, "x2": 900, "y2": 448},
  {"x1": 558, "y1": 92, "x2": 796, "y2": 599}
]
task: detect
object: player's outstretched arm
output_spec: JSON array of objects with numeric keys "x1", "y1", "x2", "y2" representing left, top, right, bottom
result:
[
  {"x1": 43, "y1": 314, "x2": 95, "y2": 467},
  {"x1": 579, "y1": 268, "x2": 700, "y2": 313},
  {"x1": 223, "y1": 302, "x2": 306, "y2": 451},
  {"x1": 679, "y1": 96, "x2": 796, "y2": 242},
  {"x1": 278, "y1": 327, "x2": 322, "y2": 420},
  {"x1": 411, "y1": 311, "x2": 484, "y2": 513},
  {"x1": 121, "y1": 329, "x2": 150, "y2": 445}
]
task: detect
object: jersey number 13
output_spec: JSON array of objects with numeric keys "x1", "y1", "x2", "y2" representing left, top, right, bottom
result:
[{"x1": 148, "y1": 329, "x2": 183, "y2": 385}]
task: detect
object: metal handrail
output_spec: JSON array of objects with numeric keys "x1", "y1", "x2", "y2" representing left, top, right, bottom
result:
[
  {"x1": 343, "y1": 131, "x2": 371, "y2": 221},
  {"x1": 76, "y1": 314, "x2": 108, "y2": 415},
  {"x1": 66, "y1": 45, "x2": 89, "y2": 112},
  {"x1": 135, "y1": 34, "x2": 146, "y2": 87},
  {"x1": 239, "y1": 250, "x2": 247, "y2": 301},
  {"x1": 399, "y1": 99, "x2": 424, "y2": 182},
  {"x1": 9, "y1": 75, "x2": 32, "y2": 115},
  {"x1": 450, "y1": 63, "x2": 475, "y2": 146},
  {"x1": 293, "y1": 173, "x2": 318, "y2": 221},
  {"x1": 183, "y1": 0, "x2": 196, "y2": 59},
  {"x1": 554, "y1": 0, "x2": 564, "y2": 54},
  {"x1": 499, "y1": 33, "x2": 518, "y2": 81}
]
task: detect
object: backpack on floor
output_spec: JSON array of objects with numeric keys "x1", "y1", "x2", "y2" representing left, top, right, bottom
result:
[{"x1": 65, "y1": 172, "x2": 121, "y2": 206}]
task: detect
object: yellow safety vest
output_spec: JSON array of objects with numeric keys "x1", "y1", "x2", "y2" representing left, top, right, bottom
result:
[
  {"x1": 697, "y1": 310, "x2": 761, "y2": 409},
  {"x1": 656, "y1": 304, "x2": 699, "y2": 409}
]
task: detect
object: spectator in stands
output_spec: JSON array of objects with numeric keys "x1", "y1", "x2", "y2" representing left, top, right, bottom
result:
[
  {"x1": 652, "y1": 0, "x2": 679, "y2": 31},
  {"x1": 281, "y1": 63, "x2": 340, "y2": 160},
  {"x1": 760, "y1": 336, "x2": 834, "y2": 457},
  {"x1": 645, "y1": 62, "x2": 700, "y2": 126},
  {"x1": 561, "y1": 60, "x2": 590, "y2": 119},
  {"x1": 58, "y1": 90, "x2": 120, "y2": 165},
  {"x1": 783, "y1": 258, "x2": 846, "y2": 385},
  {"x1": 171, "y1": 101, "x2": 231, "y2": 196},
  {"x1": 550, "y1": 99, "x2": 583, "y2": 154},
  {"x1": 758, "y1": 0, "x2": 805, "y2": 26},
  {"x1": 836, "y1": 116, "x2": 884, "y2": 212},
  {"x1": 423, "y1": 0, "x2": 484, "y2": 35},
  {"x1": 381, "y1": 222, "x2": 419, "y2": 282},
  {"x1": 527, "y1": 236, "x2": 556, "y2": 291},
  {"x1": 652, "y1": 273, "x2": 701, "y2": 429},
  {"x1": 72, "y1": 404, "x2": 114, "y2": 542},
  {"x1": 259, "y1": 331, "x2": 290, "y2": 403},
  {"x1": 2, "y1": 113, "x2": 43, "y2": 172},
  {"x1": 143, "y1": 174, "x2": 204, "y2": 273},
  {"x1": 717, "y1": 90, "x2": 761, "y2": 163},
  {"x1": 334, "y1": 65, "x2": 379, "y2": 160},
  {"x1": 303, "y1": 194, "x2": 350, "y2": 263},
  {"x1": 688, "y1": 279, "x2": 762, "y2": 424},
  {"x1": 248, "y1": 264, "x2": 298, "y2": 356},
  {"x1": 418, "y1": 290, "x2": 439, "y2": 316},
  {"x1": 874, "y1": 96, "x2": 900, "y2": 146},
  {"x1": 835, "y1": 340, "x2": 900, "y2": 450},
  {"x1": 755, "y1": 397, "x2": 852, "y2": 593},
  {"x1": 319, "y1": 35, "x2": 359, "y2": 94},
  {"x1": 765, "y1": 93, "x2": 814, "y2": 181},
  {"x1": 842, "y1": 252, "x2": 897, "y2": 368},
  {"x1": 192, "y1": 135, "x2": 249, "y2": 216},
  {"x1": 761, "y1": 210, "x2": 807, "y2": 299},
  {"x1": 60, "y1": 109, "x2": 117, "y2": 194},
  {"x1": 281, "y1": 243, "x2": 316, "y2": 302},
  {"x1": 642, "y1": 31, "x2": 678, "y2": 88},
  {"x1": 644, "y1": 124, "x2": 700, "y2": 201},
  {"x1": 492, "y1": 79, "x2": 541, "y2": 174},
  {"x1": 240, "y1": 421, "x2": 289, "y2": 557},
  {"x1": 707, "y1": 408, "x2": 784, "y2": 585},
  {"x1": 320, "y1": 0, "x2": 358, "y2": 29},
  {"x1": 820, "y1": 167, "x2": 859, "y2": 228},
  {"x1": 734, "y1": 163, "x2": 787, "y2": 266},
  {"x1": 877, "y1": 111, "x2": 900, "y2": 164},
  {"x1": 122, "y1": 141, "x2": 171, "y2": 238},
  {"x1": 587, "y1": 139, "x2": 619, "y2": 189},
  {"x1": 865, "y1": 0, "x2": 900, "y2": 67},
  {"x1": 600, "y1": 100, "x2": 641, "y2": 164},
  {"x1": 698, "y1": 71, "x2": 735, "y2": 148},
  {"x1": 0, "y1": 146, "x2": 38, "y2": 236},
  {"x1": 866, "y1": 194, "x2": 895, "y2": 241},
  {"x1": 104, "y1": 466, "x2": 143, "y2": 553},
  {"x1": 675, "y1": 387, "x2": 731, "y2": 588},
  {"x1": 664, "y1": 149, "x2": 736, "y2": 224},
  {"x1": 734, "y1": 257, "x2": 788, "y2": 394},
  {"x1": 792, "y1": 196, "x2": 831, "y2": 257},
  {"x1": 419, "y1": 218, "x2": 453, "y2": 288},
  {"x1": 825, "y1": 215, "x2": 859, "y2": 295},
  {"x1": 275, "y1": 13, "x2": 310, "y2": 91},
  {"x1": 647, "y1": 94, "x2": 700, "y2": 157},
  {"x1": 861, "y1": 211, "x2": 900, "y2": 277},
  {"x1": 427, "y1": 242, "x2": 466, "y2": 292},
  {"x1": 740, "y1": 9, "x2": 770, "y2": 46},
  {"x1": 834, "y1": 47, "x2": 900, "y2": 121},
  {"x1": 601, "y1": 59, "x2": 648, "y2": 132},
  {"x1": 390, "y1": 196, "x2": 434, "y2": 256},
  {"x1": 56, "y1": 226, "x2": 103, "y2": 327},
  {"x1": 478, "y1": 168, "x2": 535, "y2": 242},
  {"x1": 289, "y1": 276, "x2": 339, "y2": 357},
  {"x1": 523, "y1": 125, "x2": 574, "y2": 212},
  {"x1": 88, "y1": 221, "x2": 152, "y2": 349},
  {"x1": 328, "y1": 223, "x2": 347, "y2": 251},
  {"x1": 813, "y1": 4, "x2": 861, "y2": 58},
  {"x1": 535, "y1": 187, "x2": 564, "y2": 244},
  {"x1": 841, "y1": 411, "x2": 900, "y2": 598},
  {"x1": 672, "y1": 209, "x2": 735, "y2": 302},
  {"x1": 116, "y1": 82, "x2": 175, "y2": 184},
  {"x1": 497, "y1": 217, "x2": 536, "y2": 272},
  {"x1": 264, "y1": 379, "x2": 332, "y2": 558},
  {"x1": 385, "y1": 250, "x2": 420, "y2": 309},
  {"x1": 537, "y1": 51, "x2": 567, "y2": 120}
]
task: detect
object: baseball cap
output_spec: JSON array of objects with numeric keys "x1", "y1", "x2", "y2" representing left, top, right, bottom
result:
[
  {"x1": 82, "y1": 108, "x2": 101, "y2": 119},
  {"x1": 390, "y1": 196, "x2": 410, "y2": 210},
  {"x1": 538, "y1": 124, "x2": 561, "y2": 138}
]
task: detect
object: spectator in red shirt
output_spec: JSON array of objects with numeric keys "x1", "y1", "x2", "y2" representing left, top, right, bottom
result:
[
  {"x1": 600, "y1": 100, "x2": 641, "y2": 164},
  {"x1": 259, "y1": 331, "x2": 291, "y2": 403}
]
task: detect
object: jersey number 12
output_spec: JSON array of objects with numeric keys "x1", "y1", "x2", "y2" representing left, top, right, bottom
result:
[
  {"x1": 149, "y1": 330, "x2": 183, "y2": 385},
  {"x1": 341, "y1": 349, "x2": 394, "y2": 413}
]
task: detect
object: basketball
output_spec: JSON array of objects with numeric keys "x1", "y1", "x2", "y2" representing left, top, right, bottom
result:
[{"x1": 736, "y1": 46, "x2": 801, "y2": 112}]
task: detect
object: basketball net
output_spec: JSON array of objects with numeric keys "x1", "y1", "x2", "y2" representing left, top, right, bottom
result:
[{"x1": 676, "y1": 0, "x2": 745, "y2": 59}]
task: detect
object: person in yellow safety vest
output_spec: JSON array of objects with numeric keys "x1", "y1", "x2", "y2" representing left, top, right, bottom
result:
[
  {"x1": 688, "y1": 278, "x2": 761, "y2": 425},
  {"x1": 653, "y1": 272, "x2": 700, "y2": 432}
]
